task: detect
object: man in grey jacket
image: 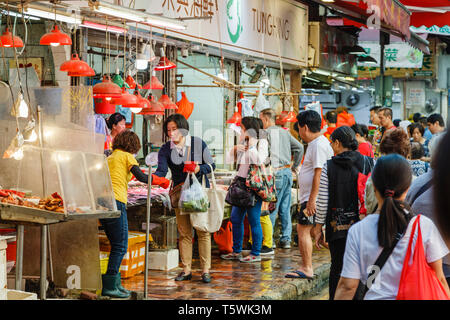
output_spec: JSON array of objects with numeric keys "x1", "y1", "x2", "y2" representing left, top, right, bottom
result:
[
  {"x1": 259, "y1": 108, "x2": 304, "y2": 249},
  {"x1": 406, "y1": 134, "x2": 450, "y2": 286}
]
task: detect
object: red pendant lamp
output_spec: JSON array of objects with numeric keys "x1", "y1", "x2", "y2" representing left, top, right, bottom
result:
[
  {"x1": 284, "y1": 107, "x2": 297, "y2": 123},
  {"x1": 143, "y1": 73, "x2": 164, "y2": 90},
  {"x1": 122, "y1": 90, "x2": 147, "y2": 113},
  {"x1": 154, "y1": 48, "x2": 176, "y2": 71},
  {"x1": 139, "y1": 94, "x2": 165, "y2": 115},
  {"x1": 158, "y1": 90, "x2": 178, "y2": 110},
  {"x1": 94, "y1": 98, "x2": 116, "y2": 114},
  {"x1": 276, "y1": 111, "x2": 289, "y2": 126},
  {"x1": 227, "y1": 106, "x2": 242, "y2": 126},
  {"x1": 0, "y1": 28, "x2": 24, "y2": 48},
  {"x1": 60, "y1": 54, "x2": 95, "y2": 77},
  {"x1": 40, "y1": 25, "x2": 72, "y2": 46},
  {"x1": 110, "y1": 87, "x2": 138, "y2": 106},
  {"x1": 93, "y1": 75, "x2": 122, "y2": 102},
  {"x1": 125, "y1": 74, "x2": 142, "y2": 90}
]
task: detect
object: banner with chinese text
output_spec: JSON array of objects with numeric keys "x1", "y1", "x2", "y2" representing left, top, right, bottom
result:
[{"x1": 121, "y1": 0, "x2": 309, "y2": 67}]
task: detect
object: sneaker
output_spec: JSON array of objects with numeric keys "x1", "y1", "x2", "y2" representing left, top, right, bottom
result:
[
  {"x1": 260, "y1": 246, "x2": 275, "y2": 256},
  {"x1": 280, "y1": 240, "x2": 291, "y2": 249},
  {"x1": 239, "y1": 254, "x2": 261, "y2": 263},
  {"x1": 220, "y1": 252, "x2": 242, "y2": 260}
]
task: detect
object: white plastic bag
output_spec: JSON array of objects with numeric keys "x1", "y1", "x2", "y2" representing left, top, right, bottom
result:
[
  {"x1": 190, "y1": 164, "x2": 225, "y2": 233},
  {"x1": 179, "y1": 173, "x2": 209, "y2": 214}
]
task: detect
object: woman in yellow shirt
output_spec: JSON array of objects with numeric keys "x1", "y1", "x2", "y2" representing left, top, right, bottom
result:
[{"x1": 101, "y1": 130, "x2": 169, "y2": 298}]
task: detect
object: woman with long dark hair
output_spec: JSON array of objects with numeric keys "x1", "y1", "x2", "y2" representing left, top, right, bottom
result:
[
  {"x1": 334, "y1": 154, "x2": 450, "y2": 299},
  {"x1": 221, "y1": 116, "x2": 269, "y2": 263},
  {"x1": 154, "y1": 114, "x2": 216, "y2": 283},
  {"x1": 312, "y1": 126, "x2": 374, "y2": 300}
]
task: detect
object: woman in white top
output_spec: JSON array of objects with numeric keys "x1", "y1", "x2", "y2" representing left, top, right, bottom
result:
[
  {"x1": 221, "y1": 117, "x2": 269, "y2": 263},
  {"x1": 335, "y1": 154, "x2": 450, "y2": 300}
]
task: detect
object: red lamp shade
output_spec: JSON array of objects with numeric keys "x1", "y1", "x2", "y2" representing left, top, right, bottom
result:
[
  {"x1": 68, "y1": 67, "x2": 95, "y2": 77},
  {"x1": 227, "y1": 107, "x2": 242, "y2": 126},
  {"x1": 122, "y1": 91, "x2": 145, "y2": 108},
  {"x1": 158, "y1": 94, "x2": 177, "y2": 110},
  {"x1": 40, "y1": 25, "x2": 72, "y2": 46},
  {"x1": 176, "y1": 92, "x2": 194, "y2": 119},
  {"x1": 0, "y1": 28, "x2": 24, "y2": 48},
  {"x1": 275, "y1": 111, "x2": 289, "y2": 125},
  {"x1": 154, "y1": 57, "x2": 176, "y2": 71},
  {"x1": 143, "y1": 75, "x2": 164, "y2": 90},
  {"x1": 110, "y1": 87, "x2": 139, "y2": 106},
  {"x1": 94, "y1": 98, "x2": 116, "y2": 114},
  {"x1": 60, "y1": 54, "x2": 95, "y2": 77},
  {"x1": 125, "y1": 75, "x2": 142, "y2": 90},
  {"x1": 140, "y1": 95, "x2": 165, "y2": 115},
  {"x1": 93, "y1": 75, "x2": 122, "y2": 101},
  {"x1": 284, "y1": 109, "x2": 297, "y2": 123}
]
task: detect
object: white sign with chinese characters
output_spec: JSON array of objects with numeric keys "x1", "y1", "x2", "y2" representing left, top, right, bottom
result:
[
  {"x1": 121, "y1": 0, "x2": 308, "y2": 67},
  {"x1": 357, "y1": 42, "x2": 424, "y2": 69}
]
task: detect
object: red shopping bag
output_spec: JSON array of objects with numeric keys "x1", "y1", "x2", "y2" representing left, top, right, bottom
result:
[
  {"x1": 397, "y1": 215, "x2": 450, "y2": 300},
  {"x1": 214, "y1": 220, "x2": 233, "y2": 254}
]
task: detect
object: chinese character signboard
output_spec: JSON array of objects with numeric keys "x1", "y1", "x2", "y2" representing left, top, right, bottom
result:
[
  {"x1": 357, "y1": 38, "x2": 436, "y2": 79},
  {"x1": 127, "y1": 0, "x2": 309, "y2": 67},
  {"x1": 357, "y1": 42, "x2": 424, "y2": 69}
]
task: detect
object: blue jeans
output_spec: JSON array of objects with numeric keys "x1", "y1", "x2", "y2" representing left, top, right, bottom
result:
[
  {"x1": 270, "y1": 168, "x2": 293, "y2": 243},
  {"x1": 231, "y1": 198, "x2": 263, "y2": 256},
  {"x1": 99, "y1": 200, "x2": 128, "y2": 275}
]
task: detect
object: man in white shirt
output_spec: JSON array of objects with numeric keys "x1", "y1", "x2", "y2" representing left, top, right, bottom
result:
[{"x1": 285, "y1": 110, "x2": 334, "y2": 280}]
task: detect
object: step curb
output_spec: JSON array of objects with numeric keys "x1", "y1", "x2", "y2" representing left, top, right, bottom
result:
[{"x1": 256, "y1": 262, "x2": 331, "y2": 300}]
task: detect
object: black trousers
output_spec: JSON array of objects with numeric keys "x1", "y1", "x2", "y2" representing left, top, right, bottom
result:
[{"x1": 328, "y1": 237, "x2": 347, "y2": 300}]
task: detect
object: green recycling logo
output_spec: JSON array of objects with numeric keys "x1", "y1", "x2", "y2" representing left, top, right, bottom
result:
[{"x1": 227, "y1": 0, "x2": 243, "y2": 44}]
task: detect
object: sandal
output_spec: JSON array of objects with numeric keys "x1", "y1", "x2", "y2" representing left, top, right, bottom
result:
[
  {"x1": 220, "y1": 252, "x2": 242, "y2": 260},
  {"x1": 239, "y1": 254, "x2": 261, "y2": 263}
]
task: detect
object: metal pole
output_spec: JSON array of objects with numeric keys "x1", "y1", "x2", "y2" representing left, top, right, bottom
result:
[
  {"x1": 144, "y1": 119, "x2": 152, "y2": 300},
  {"x1": 47, "y1": 227, "x2": 54, "y2": 282},
  {"x1": 40, "y1": 225, "x2": 48, "y2": 300},
  {"x1": 15, "y1": 224, "x2": 24, "y2": 290}
]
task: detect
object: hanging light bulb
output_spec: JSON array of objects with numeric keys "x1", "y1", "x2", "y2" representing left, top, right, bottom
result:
[
  {"x1": 12, "y1": 147, "x2": 24, "y2": 160},
  {"x1": 3, "y1": 132, "x2": 24, "y2": 160},
  {"x1": 12, "y1": 93, "x2": 29, "y2": 118},
  {"x1": 23, "y1": 119, "x2": 38, "y2": 142},
  {"x1": 217, "y1": 67, "x2": 228, "y2": 81},
  {"x1": 260, "y1": 67, "x2": 270, "y2": 87}
]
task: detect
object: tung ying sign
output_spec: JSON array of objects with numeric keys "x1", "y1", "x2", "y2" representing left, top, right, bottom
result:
[{"x1": 126, "y1": 0, "x2": 309, "y2": 67}]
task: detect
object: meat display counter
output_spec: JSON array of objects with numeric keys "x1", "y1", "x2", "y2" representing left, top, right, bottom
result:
[{"x1": 0, "y1": 85, "x2": 119, "y2": 298}]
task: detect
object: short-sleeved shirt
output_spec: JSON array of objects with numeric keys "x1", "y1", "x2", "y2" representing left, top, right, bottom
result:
[
  {"x1": 358, "y1": 142, "x2": 374, "y2": 158},
  {"x1": 298, "y1": 135, "x2": 334, "y2": 203},
  {"x1": 341, "y1": 214, "x2": 449, "y2": 300},
  {"x1": 108, "y1": 149, "x2": 139, "y2": 204},
  {"x1": 408, "y1": 159, "x2": 430, "y2": 177}
]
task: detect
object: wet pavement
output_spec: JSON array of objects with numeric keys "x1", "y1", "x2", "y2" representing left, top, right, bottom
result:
[{"x1": 122, "y1": 246, "x2": 331, "y2": 300}]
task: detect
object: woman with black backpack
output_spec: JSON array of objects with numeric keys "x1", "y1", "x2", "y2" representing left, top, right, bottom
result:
[{"x1": 311, "y1": 126, "x2": 374, "y2": 300}]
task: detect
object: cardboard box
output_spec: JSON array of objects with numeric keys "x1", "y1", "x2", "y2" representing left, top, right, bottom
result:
[{"x1": 147, "y1": 249, "x2": 179, "y2": 271}]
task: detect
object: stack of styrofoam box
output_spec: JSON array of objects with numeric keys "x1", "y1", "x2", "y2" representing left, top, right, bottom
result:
[
  {"x1": 1, "y1": 236, "x2": 37, "y2": 300},
  {"x1": 0, "y1": 236, "x2": 8, "y2": 300},
  {"x1": 148, "y1": 249, "x2": 179, "y2": 271}
]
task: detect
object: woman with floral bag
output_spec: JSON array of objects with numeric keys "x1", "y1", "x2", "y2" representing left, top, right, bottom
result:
[{"x1": 222, "y1": 117, "x2": 269, "y2": 263}]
